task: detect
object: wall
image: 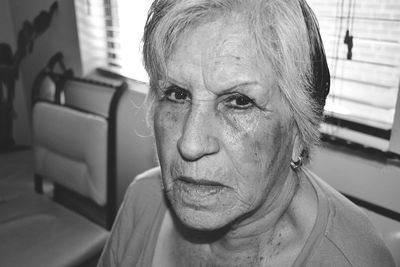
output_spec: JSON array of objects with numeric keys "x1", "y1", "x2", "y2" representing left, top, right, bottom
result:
[
  {"x1": 310, "y1": 144, "x2": 400, "y2": 214},
  {"x1": 5, "y1": 0, "x2": 83, "y2": 145}
]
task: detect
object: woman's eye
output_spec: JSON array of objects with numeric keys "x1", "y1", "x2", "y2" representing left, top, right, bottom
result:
[
  {"x1": 224, "y1": 94, "x2": 255, "y2": 110},
  {"x1": 164, "y1": 86, "x2": 191, "y2": 103}
]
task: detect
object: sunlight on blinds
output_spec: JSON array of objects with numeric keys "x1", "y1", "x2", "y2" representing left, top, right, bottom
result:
[
  {"x1": 74, "y1": 0, "x2": 108, "y2": 74},
  {"x1": 113, "y1": 0, "x2": 151, "y2": 82},
  {"x1": 307, "y1": 0, "x2": 400, "y2": 151},
  {"x1": 307, "y1": 0, "x2": 400, "y2": 131},
  {"x1": 103, "y1": 0, "x2": 152, "y2": 83}
]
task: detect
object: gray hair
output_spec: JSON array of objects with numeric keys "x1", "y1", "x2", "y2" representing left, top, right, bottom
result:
[{"x1": 143, "y1": 0, "x2": 327, "y2": 162}]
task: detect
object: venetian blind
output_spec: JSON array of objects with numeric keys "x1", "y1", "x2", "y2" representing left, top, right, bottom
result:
[
  {"x1": 74, "y1": 0, "x2": 151, "y2": 82},
  {"x1": 307, "y1": 0, "x2": 400, "y2": 151},
  {"x1": 102, "y1": 0, "x2": 151, "y2": 82}
]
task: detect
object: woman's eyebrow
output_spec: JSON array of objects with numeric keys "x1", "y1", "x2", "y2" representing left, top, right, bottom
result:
[
  {"x1": 165, "y1": 76, "x2": 190, "y2": 89},
  {"x1": 218, "y1": 81, "x2": 261, "y2": 94}
]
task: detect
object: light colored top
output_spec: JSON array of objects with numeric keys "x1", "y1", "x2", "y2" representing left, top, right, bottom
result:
[{"x1": 97, "y1": 167, "x2": 395, "y2": 267}]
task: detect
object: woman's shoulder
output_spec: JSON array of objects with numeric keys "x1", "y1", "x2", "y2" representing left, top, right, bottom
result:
[
  {"x1": 97, "y1": 167, "x2": 165, "y2": 266},
  {"x1": 126, "y1": 166, "x2": 162, "y2": 200},
  {"x1": 131, "y1": 166, "x2": 162, "y2": 188},
  {"x1": 304, "y1": 169, "x2": 395, "y2": 266},
  {"x1": 121, "y1": 166, "x2": 164, "y2": 220}
]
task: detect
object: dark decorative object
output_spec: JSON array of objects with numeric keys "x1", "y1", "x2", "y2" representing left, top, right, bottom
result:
[
  {"x1": 0, "y1": 2, "x2": 58, "y2": 151},
  {"x1": 31, "y1": 51, "x2": 74, "y2": 106}
]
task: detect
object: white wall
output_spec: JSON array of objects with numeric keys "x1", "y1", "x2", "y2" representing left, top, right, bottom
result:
[{"x1": 310, "y1": 144, "x2": 400, "y2": 214}]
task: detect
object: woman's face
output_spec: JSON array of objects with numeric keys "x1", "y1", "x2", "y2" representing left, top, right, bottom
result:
[{"x1": 153, "y1": 19, "x2": 296, "y2": 230}]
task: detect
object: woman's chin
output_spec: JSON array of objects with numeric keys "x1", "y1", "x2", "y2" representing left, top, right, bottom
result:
[{"x1": 174, "y1": 207, "x2": 232, "y2": 231}]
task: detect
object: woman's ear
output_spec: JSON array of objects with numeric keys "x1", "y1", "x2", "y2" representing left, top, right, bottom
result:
[{"x1": 291, "y1": 131, "x2": 303, "y2": 162}]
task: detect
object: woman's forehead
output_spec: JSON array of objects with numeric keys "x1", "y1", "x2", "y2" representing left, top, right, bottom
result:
[
  {"x1": 166, "y1": 19, "x2": 274, "y2": 93},
  {"x1": 170, "y1": 19, "x2": 252, "y2": 65}
]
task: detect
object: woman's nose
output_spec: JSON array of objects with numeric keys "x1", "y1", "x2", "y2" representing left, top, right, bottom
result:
[{"x1": 177, "y1": 108, "x2": 220, "y2": 161}]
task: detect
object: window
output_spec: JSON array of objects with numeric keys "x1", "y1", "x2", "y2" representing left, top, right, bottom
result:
[
  {"x1": 75, "y1": 0, "x2": 108, "y2": 75},
  {"x1": 74, "y1": 0, "x2": 152, "y2": 83},
  {"x1": 307, "y1": 0, "x2": 400, "y2": 153},
  {"x1": 74, "y1": 0, "x2": 400, "y2": 154},
  {"x1": 102, "y1": 0, "x2": 152, "y2": 82}
]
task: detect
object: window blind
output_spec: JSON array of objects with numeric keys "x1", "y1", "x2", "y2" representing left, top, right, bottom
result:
[
  {"x1": 74, "y1": 0, "x2": 109, "y2": 74},
  {"x1": 307, "y1": 0, "x2": 400, "y2": 151},
  {"x1": 74, "y1": 0, "x2": 151, "y2": 82},
  {"x1": 103, "y1": 0, "x2": 151, "y2": 82}
]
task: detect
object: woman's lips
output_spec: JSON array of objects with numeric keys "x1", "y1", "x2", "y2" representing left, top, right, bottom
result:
[
  {"x1": 178, "y1": 176, "x2": 224, "y2": 187},
  {"x1": 175, "y1": 176, "x2": 226, "y2": 199}
]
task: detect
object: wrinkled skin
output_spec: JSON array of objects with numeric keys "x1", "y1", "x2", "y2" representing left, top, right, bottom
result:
[{"x1": 153, "y1": 18, "x2": 299, "y2": 231}]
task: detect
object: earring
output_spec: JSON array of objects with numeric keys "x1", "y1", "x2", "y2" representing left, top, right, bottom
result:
[{"x1": 290, "y1": 156, "x2": 303, "y2": 170}]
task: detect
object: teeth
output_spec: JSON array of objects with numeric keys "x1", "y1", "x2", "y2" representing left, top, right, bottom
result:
[
  {"x1": 180, "y1": 182, "x2": 223, "y2": 196},
  {"x1": 194, "y1": 186, "x2": 220, "y2": 194}
]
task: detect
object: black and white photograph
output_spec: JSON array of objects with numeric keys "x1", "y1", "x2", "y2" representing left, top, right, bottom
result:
[{"x1": 0, "y1": 0, "x2": 399, "y2": 266}]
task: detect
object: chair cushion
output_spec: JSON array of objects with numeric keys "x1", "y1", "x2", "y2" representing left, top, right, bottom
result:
[
  {"x1": 33, "y1": 102, "x2": 108, "y2": 206},
  {"x1": 63, "y1": 80, "x2": 115, "y2": 117},
  {"x1": 0, "y1": 193, "x2": 108, "y2": 267}
]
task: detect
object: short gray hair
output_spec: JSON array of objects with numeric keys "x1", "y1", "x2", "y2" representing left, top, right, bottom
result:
[{"x1": 143, "y1": 0, "x2": 328, "y2": 162}]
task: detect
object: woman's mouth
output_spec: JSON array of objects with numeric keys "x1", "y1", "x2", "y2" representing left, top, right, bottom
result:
[
  {"x1": 178, "y1": 176, "x2": 224, "y2": 186},
  {"x1": 175, "y1": 176, "x2": 226, "y2": 198}
]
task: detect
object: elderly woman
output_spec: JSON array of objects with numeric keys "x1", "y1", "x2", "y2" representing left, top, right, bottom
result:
[{"x1": 98, "y1": 0, "x2": 395, "y2": 266}]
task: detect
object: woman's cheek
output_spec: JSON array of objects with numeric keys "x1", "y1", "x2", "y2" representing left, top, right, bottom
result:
[
  {"x1": 217, "y1": 111, "x2": 269, "y2": 194},
  {"x1": 219, "y1": 109, "x2": 269, "y2": 162},
  {"x1": 221, "y1": 109, "x2": 285, "y2": 188},
  {"x1": 154, "y1": 105, "x2": 181, "y2": 162},
  {"x1": 155, "y1": 103, "x2": 185, "y2": 136}
]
